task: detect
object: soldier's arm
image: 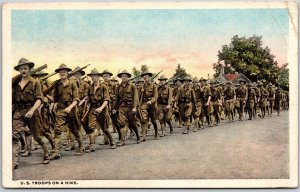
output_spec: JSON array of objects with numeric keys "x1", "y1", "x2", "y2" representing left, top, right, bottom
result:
[
  {"x1": 99, "y1": 85, "x2": 109, "y2": 110},
  {"x1": 167, "y1": 87, "x2": 173, "y2": 105},
  {"x1": 67, "y1": 82, "x2": 80, "y2": 110},
  {"x1": 133, "y1": 84, "x2": 139, "y2": 109},
  {"x1": 207, "y1": 87, "x2": 211, "y2": 105},
  {"x1": 233, "y1": 89, "x2": 236, "y2": 100},
  {"x1": 31, "y1": 80, "x2": 43, "y2": 112},
  {"x1": 149, "y1": 84, "x2": 158, "y2": 104},
  {"x1": 112, "y1": 85, "x2": 119, "y2": 110}
]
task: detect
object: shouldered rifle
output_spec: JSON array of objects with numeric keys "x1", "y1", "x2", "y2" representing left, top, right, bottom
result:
[
  {"x1": 12, "y1": 64, "x2": 47, "y2": 85},
  {"x1": 165, "y1": 74, "x2": 181, "y2": 85},
  {"x1": 150, "y1": 70, "x2": 163, "y2": 82},
  {"x1": 41, "y1": 71, "x2": 57, "y2": 83},
  {"x1": 43, "y1": 64, "x2": 90, "y2": 96},
  {"x1": 130, "y1": 73, "x2": 142, "y2": 81}
]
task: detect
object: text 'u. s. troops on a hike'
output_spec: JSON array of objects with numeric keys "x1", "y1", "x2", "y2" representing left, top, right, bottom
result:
[{"x1": 12, "y1": 58, "x2": 289, "y2": 169}]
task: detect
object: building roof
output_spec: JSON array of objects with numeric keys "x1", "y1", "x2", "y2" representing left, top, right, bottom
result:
[{"x1": 223, "y1": 74, "x2": 239, "y2": 81}]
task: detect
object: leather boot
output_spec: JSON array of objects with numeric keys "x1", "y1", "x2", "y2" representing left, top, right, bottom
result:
[
  {"x1": 167, "y1": 121, "x2": 173, "y2": 134},
  {"x1": 153, "y1": 121, "x2": 159, "y2": 139},
  {"x1": 117, "y1": 127, "x2": 126, "y2": 146}
]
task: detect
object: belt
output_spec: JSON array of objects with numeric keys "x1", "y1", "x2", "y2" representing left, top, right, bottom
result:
[
  {"x1": 57, "y1": 102, "x2": 72, "y2": 109},
  {"x1": 142, "y1": 97, "x2": 153, "y2": 102},
  {"x1": 14, "y1": 103, "x2": 34, "y2": 109},
  {"x1": 120, "y1": 101, "x2": 133, "y2": 107}
]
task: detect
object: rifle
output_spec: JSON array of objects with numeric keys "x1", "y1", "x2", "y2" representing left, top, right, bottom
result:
[
  {"x1": 12, "y1": 64, "x2": 48, "y2": 85},
  {"x1": 41, "y1": 72, "x2": 57, "y2": 83},
  {"x1": 43, "y1": 64, "x2": 90, "y2": 96},
  {"x1": 130, "y1": 73, "x2": 142, "y2": 81},
  {"x1": 165, "y1": 74, "x2": 181, "y2": 85},
  {"x1": 150, "y1": 70, "x2": 163, "y2": 82},
  {"x1": 80, "y1": 102, "x2": 90, "y2": 124}
]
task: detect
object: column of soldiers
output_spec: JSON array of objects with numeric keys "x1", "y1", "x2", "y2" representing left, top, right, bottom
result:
[{"x1": 12, "y1": 58, "x2": 289, "y2": 169}]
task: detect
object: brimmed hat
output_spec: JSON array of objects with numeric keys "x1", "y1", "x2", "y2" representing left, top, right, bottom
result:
[
  {"x1": 258, "y1": 82, "x2": 263, "y2": 86},
  {"x1": 55, "y1": 63, "x2": 72, "y2": 73},
  {"x1": 110, "y1": 77, "x2": 118, "y2": 82},
  {"x1": 174, "y1": 77, "x2": 183, "y2": 82},
  {"x1": 268, "y1": 82, "x2": 273, "y2": 86},
  {"x1": 117, "y1": 70, "x2": 132, "y2": 78},
  {"x1": 31, "y1": 70, "x2": 48, "y2": 77},
  {"x1": 239, "y1": 79, "x2": 247, "y2": 84},
  {"x1": 14, "y1": 58, "x2": 35, "y2": 71},
  {"x1": 158, "y1": 75, "x2": 168, "y2": 81},
  {"x1": 226, "y1": 81, "x2": 232, "y2": 85},
  {"x1": 199, "y1": 78, "x2": 207, "y2": 82},
  {"x1": 192, "y1": 77, "x2": 198, "y2": 82},
  {"x1": 141, "y1": 70, "x2": 153, "y2": 77},
  {"x1": 209, "y1": 80, "x2": 216, "y2": 84},
  {"x1": 87, "y1": 68, "x2": 102, "y2": 76},
  {"x1": 101, "y1": 70, "x2": 113, "y2": 77},
  {"x1": 137, "y1": 78, "x2": 144, "y2": 83},
  {"x1": 73, "y1": 66, "x2": 85, "y2": 76}
]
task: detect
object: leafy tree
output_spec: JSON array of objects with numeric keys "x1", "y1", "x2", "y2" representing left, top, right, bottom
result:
[
  {"x1": 277, "y1": 63, "x2": 289, "y2": 91},
  {"x1": 172, "y1": 64, "x2": 190, "y2": 79},
  {"x1": 216, "y1": 35, "x2": 282, "y2": 83}
]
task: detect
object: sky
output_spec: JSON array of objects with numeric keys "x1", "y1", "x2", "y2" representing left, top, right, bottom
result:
[{"x1": 11, "y1": 9, "x2": 289, "y2": 80}]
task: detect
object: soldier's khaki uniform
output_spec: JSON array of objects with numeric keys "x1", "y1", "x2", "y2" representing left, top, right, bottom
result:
[
  {"x1": 274, "y1": 88, "x2": 283, "y2": 116},
  {"x1": 267, "y1": 85, "x2": 276, "y2": 116},
  {"x1": 175, "y1": 85, "x2": 196, "y2": 133},
  {"x1": 192, "y1": 84, "x2": 203, "y2": 129},
  {"x1": 210, "y1": 84, "x2": 222, "y2": 126},
  {"x1": 157, "y1": 84, "x2": 173, "y2": 136},
  {"x1": 246, "y1": 86, "x2": 256, "y2": 120},
  {"x1": 236, "y1": 84, "x2": 248, "y2": 121},
  {"x1": 172, "y1": 85, "x2": 183, "y2": 127},
  {"x1": 84, "y1": 82, "x2": 116, "y2": 150},
  {"x1": 51, "y1": 80, "x2": 83, "y2": 158},
  {"x1": 224, "y1": 83, "x2": 236, "y2": 122},
  {"x1": 201, "y1": 85, "x2": 212, "y2": 126},
  {"x1": 12, "y1": 76, "x2": 50, "y2": 168},
  {"x1": 65, "y1": 79, "x2": 89, "y2": 151},
  {"x1": 253, "y1": 84, "x2": 261, "y2": 118},
  {"x1": 139, "y1": 82, "x2": 159, "y2": 139},
  {"x1": 113, "y1": 81, "x2": 141, "y2": 145},
  {"x1": 259, "y1": 85, "x2": 269, "y2": 118}
]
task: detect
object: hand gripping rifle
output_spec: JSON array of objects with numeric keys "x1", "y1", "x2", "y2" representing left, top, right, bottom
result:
[
  {"x1": 12, "y1": 64, "x2": 48, "y2": 85},
  {"x1": 43, "y1": 64, "x2": 91, "y2": 96}
]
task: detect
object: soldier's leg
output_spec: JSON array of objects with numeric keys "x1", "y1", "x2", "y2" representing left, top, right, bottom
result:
[
  {"x1": 19, "y1": 131, "x2": 26, "y2": 153},
  {"x1": 85, "y1": 110, "x2": 97, "y2": 153},
  {"x1": 116, "y1": 107, "x2": 127, "y2": 146},
  {"x1": 140, "y1": 103, "x2": 149, "y2": 140},
  {"x1": 50, "y1": 109, "x2": 68, "y2": 159},
  {"x1": 165, "y1": 108, "x2": 173, "y2": 134},
  {"x1": 12, "y1": 110, "x2": 26, "y2": 169},
  {"x1": 158, "y1": 105, "x2": 166, "y2": 136},
  {"x1": 65, "y1": 131, "x2": 76, "y2": 151},
  {"x1": 149, "y1": 105, "x2": 159, "y2": 139},
  {"x1": 41, "y1": 107, "x2": 55, "y2": 150},
  {"x1": 127, "y1": 109, "x2": 141, "y2": 143},
  {"x1": 183, "y1": 103, "x2": 193, "y2": 133},
  {"x1": 21, "y1": 129, "x2": 32, "y2": 157},
  {"x1": 67, "y1": 109, "x2": 84, "y2": 155},
  {"x1": 98, "y1": 109, "x2": 116, "y2": 149},
  {"x1": 26, "y1": 110, "x2": 50, "y2": 164}
]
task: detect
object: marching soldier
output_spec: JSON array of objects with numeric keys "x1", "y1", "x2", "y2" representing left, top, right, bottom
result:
[
  {"x1": 112, "y1": 70, "x2": 141, "y2": 146},
  {"x1": 139, "y1": 70, "x2": 159, "y2": 140},
  {"x1": 157, "y1": 75, "x2": 173, "y2": 136},
  {"x1": 31, "y1": 71, "x2": 55, "y2": 153},
  {"x1": 274, "y1": 86, "x2": 283, "y2": 116},
  {"x1": 209, "y1": 80, "x2": 222, "y2": 126},
  {"x1": 192, "y1": 77, "x2": 203, "y2": 130},
  {"x1": 223, "y1": 81, "x2": 236, "y2": 123},
  {"x1": 175, "y1": 76, "x2": 196, "y2": 134},
  {"x1": 101, "y1": 70, "x2": 120, "y2": 143},
  {"x1": 236, "y1": 80, "x2": 248, "y2": 121},
  {"x1": 82, "y1": 69, "x2": 117, "y2": 152},
  {"x1": 172, "y1": 77, "x2": 183, "y2": 128},
  {"x1": 252, "y1": 82, "x2": 261, "y2": 118},
  {"x1": 200, "y1": 78, "x2": 212, "y2": 127},
  {"x1": 267, "y1": 82, "x2": 276, "y2": 116},
  {"x1": 12, "y1": 58, "x2": 50, "y2": 168},
  {"x1": 50, "y1": 64, "x2": 84, "y2": 160},
  {"x1": 258, "y1": 82, "x2": 269, "y2": 119},
  {"x1": 246, "y1": 83, "x2": 256, "y2": 120},
  {"x1": 65, "y1": 66, "x2": 89, "y2": 151}
]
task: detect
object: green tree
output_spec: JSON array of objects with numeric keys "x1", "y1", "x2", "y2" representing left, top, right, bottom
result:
[
  {"x1": 216, "y1": 35, "x2": 281, "y2": 83},
  {"x1": 172, "y1": 64, "x2": 189, "y2": 79},
  {"x1": 277, "y1": 63, "x2": 289, "y2": 91}
]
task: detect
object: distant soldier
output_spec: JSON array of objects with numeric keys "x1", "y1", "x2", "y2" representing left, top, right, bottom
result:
[
  {"x1": 65, "y1": 66, "x2": 89, "y2": 151},
  {"x1": 209, "y1": 80, "x2": 222, "y2": 126},
  {"x1": 267, "y1": 82, "x2": 276, "y2": 116},
  {"x1": 139, "y1": 70, "x2": 159, "y2": 140},
  {"x1": 223, "y1": 82, "x2": 236, "y2": 123},
  {"x1": 236, "y1": 80, "x2": 248, "y2": 121},
  {"x1": 82, "y1": 68, "x2": 117, "y2": 152},
  {"x1": 252, "y1": 82, "x2": 261, "y2": 118},
  {"x1": 175, "y1": 76, "x2": 196, "y2": 134},
  {"x1": 246, "y1": 83, "x2": 256, "y2": 120},
  {"x1": 50, "y1": 64, "x2": 84, "y2": 160},
  {"x1": 112, "y1": 70, "x2": 141, "y2": 146},
  {"x1": 258, "y1": 82, "x2": 269, "y2": 118},
  {"x1": 217, "y1": 81, "x2": 225, "y2": 120},
  {"x1": 192, "y1": 77, "x2": 203, "y2": 130},
  {"x1": 172, "y1": 78, "x2": 183, "y2": 128},
  {"x1": 200, "y1": 78, "x2": 212, "y2": 127},
  {"x1": 157, "y1": 75, "x2": 173, "y2": 136},
  {"x1": 12, "y1": 58, "x2": 50, "y2": 168},
  {"x1": 274, "y1": 87, "x2": 283, "y2": 116}
]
